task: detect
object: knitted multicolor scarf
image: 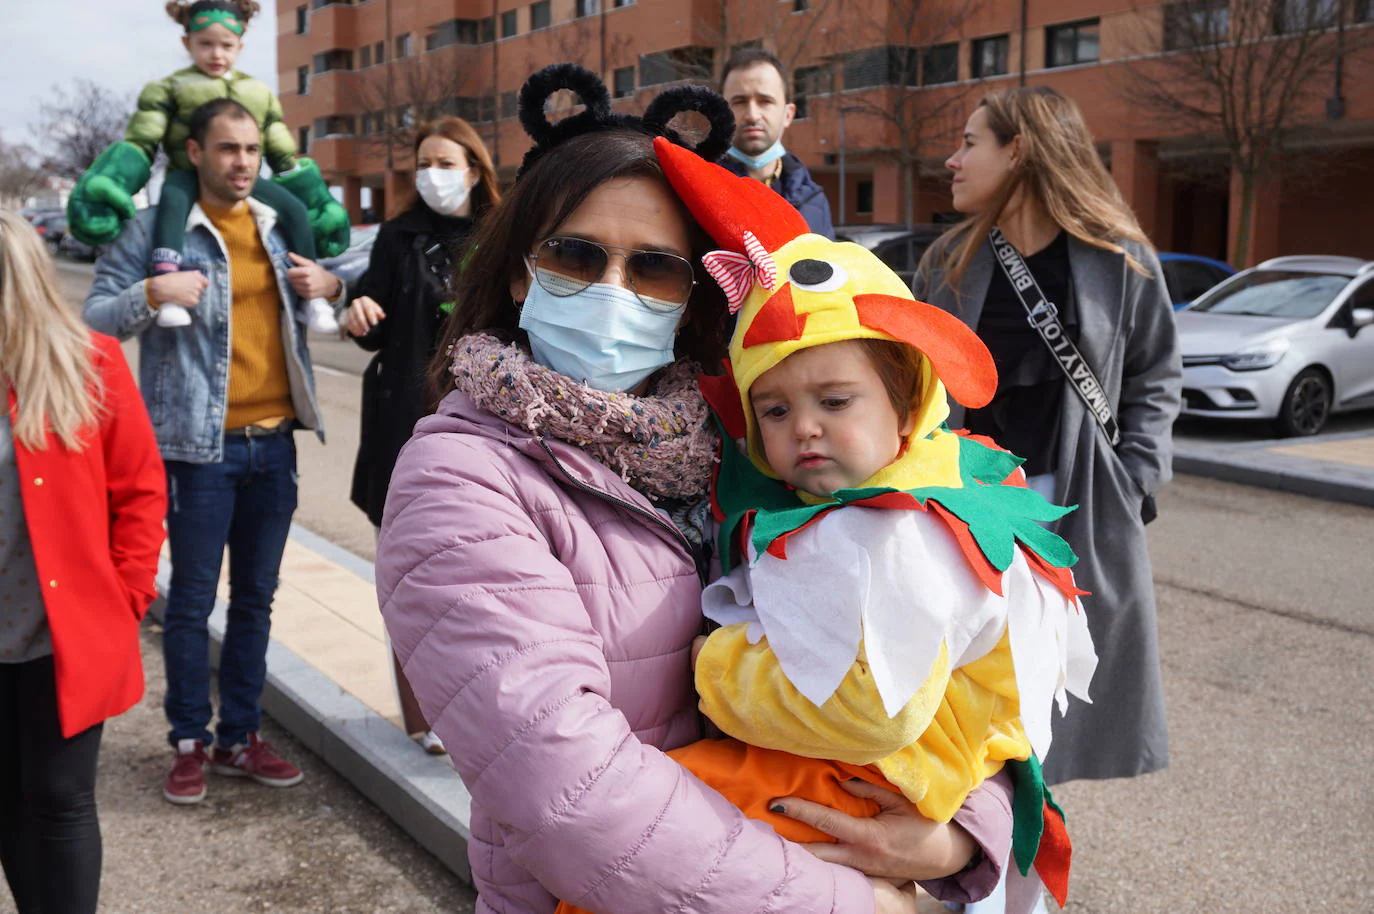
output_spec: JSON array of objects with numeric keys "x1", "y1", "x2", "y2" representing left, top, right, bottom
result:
[{"x1": 449, "y1": 333, "x2": 718, "y2": 501}]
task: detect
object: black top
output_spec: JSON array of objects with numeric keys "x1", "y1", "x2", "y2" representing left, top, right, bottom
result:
[
  {"x1": 349, "y1": 203, "x2": 476, "y2": 526},
  {"x1": 964, "y1": 231, "x2": 1078, "y2": 477}
]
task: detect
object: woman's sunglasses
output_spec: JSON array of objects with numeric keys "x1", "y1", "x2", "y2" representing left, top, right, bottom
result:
[{"x1": 526, "y1": 237, "x2": 695, "y2": 313}]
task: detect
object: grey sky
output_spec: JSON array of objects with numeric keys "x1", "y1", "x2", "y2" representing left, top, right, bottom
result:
[{"x1": 2, "y1": 1, "x2": 278, "y2": 150}]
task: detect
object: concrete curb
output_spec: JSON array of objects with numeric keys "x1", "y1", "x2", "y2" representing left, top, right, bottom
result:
[
  {"x1": 151, "y1": 522, "x2": 476, "y2": 883},
  {"x1": 1173, "y1": 429, "x2": 1374, "y2": 509}
]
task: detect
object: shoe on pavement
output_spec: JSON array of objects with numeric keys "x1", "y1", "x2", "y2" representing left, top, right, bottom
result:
[
  {"x1": 211, "y1": 732, "x2": 305, "y2": 788},
  {"x1": 413, "y1": 729, "x2": 447, "y2": 756},
  {"x1": 163, "y1": 739, "x2": 209, "y2": 805}
]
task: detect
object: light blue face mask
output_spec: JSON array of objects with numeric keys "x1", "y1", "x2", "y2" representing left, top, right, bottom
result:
[
  {"x1": 726, "y1": 139, "x2": 787, "y2": 171},
  {"x1": 517, "y1": 269, "x2": 681, "y2": 392}
]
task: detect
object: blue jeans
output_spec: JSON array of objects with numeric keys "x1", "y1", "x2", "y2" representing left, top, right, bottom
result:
[{"x1": 162, "y1": 431, "x2": 298, "y2": 748}]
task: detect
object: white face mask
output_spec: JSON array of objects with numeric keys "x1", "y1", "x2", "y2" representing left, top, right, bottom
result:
[{"x1": 416, "y1": 167, "x2": 472, "y2": 215}]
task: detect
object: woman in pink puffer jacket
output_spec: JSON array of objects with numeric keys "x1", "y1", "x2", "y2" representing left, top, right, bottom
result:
[{"x1": 376, "y1": 66, "x2": 1015, "y2": 914}]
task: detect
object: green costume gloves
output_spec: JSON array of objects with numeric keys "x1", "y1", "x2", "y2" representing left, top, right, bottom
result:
[
  {"x1": 67, "y1": 142, "x2": 153, "y2": 246},
  {"x1": 273, "y1": 158, "x2": 351, "y2": 258}
]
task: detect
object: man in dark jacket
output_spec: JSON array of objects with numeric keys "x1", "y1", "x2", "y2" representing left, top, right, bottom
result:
[{"x1": 718, "y1": 49, "x2": 834, "y2": 239}]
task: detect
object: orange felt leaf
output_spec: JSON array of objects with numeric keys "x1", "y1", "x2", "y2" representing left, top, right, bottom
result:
[
  {"x1": 1035, "y1": 800, "x2": 1073, "y2": 907},
  {"x1": 928, "y1": 501, "x2": 1005, "y2": 597},
  {"x1": 852, "y1": 294, "x2": 998, "y2": 409},
  {"x1": 743, "y1": 285, "x2": 807, "y2": 348},
  {"x1": 653, "y1": 137, "x2": 809, "y2": 253},
  {"x1": 1023, "y1": 547, "x2": 1091, "y2": 602}
]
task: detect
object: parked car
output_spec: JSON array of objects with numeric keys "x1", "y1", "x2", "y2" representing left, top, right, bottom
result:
[
  {"x1": 835, "y1": 223, "x2": 948, "y2": 290},
  {"x1": 1158, "y1": 252, "x2": 1235, "y2": 310},
  {"x1": 320, "y1": 223, "x2": 379, "y2": 288},
  {"x1": 31, "y1": 211, "x2": 68, "y2": 248},
  {"x1": 58, "y1": 233, "x2": 100, "y2": 262},
  {"x1": 20, "y1": 206, "x2": 62, "y2": 225},
  {"x1": 1176, "y1": 255, "x2": 1374, "y2": 436}
]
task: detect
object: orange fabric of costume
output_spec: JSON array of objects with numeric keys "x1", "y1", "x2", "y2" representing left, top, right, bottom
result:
[{"x1": 554, "y1": 738, "x2": 901, "y2": 914}]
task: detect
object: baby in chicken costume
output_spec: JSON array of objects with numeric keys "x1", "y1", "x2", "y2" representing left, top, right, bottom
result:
[{"x1": 556, "y1": 139, "x2": 1098, "y2": 914}]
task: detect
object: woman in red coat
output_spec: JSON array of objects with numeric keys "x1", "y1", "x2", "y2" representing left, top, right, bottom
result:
[{"x1": 0, "y1": 210, "x2": 166, "y2": 913}]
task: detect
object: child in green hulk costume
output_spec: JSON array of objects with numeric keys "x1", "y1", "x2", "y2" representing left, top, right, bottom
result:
[{"x1": 67, "y1": 0, "x2": 348, "y2": 331}]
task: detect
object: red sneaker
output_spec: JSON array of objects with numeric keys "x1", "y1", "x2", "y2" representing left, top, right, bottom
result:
[
  {"x1": 163, "y1": 739, "x2": 209, "y2": 805},
  {"x1": 211, "y1": 732, "x2": 304, "y2": 788}
]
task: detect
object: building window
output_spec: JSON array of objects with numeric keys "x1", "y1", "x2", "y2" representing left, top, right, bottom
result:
[
  {"x1": 314, "y1": 115, "x2": 356, "y2": 137},
  {"x1": 922, "y1": 43, "x2": 958, "y2": 85},
  {"x1": 298, "y1": 126, "x2": 310, "y2": 153},
  {"x1": 427, "y1": 19, "x2": 490, "y2": 50},
  {"x1": 856, "y1": 180, "x2": 874, "y2": 215},
  {"x1": 576, "y1": 0, "x2": 601, "y2": 16},
  {"x1": 1164, "y1": 0, "x2": 1230, "y2": 49},
  {"x1": 395, "y1": 33, "x2": 412, "y2": 59},
  {"x1": 297, "y1": 65, "x2": 310, "y2": 95},
  {"x1": 359, "y1": 45, "x2": 371, "y2": 68},
  {"x1": 843, "y1": 46, "x2": 919, "y2": 90},
  {"x1": 295, "y1": 5, "x2": 308, "y2": 34},
  {"x1": 1045, "y1": 19, "x2": 1099, "y2": 68},
  {"x1": 1359, "y1": 0, "x2": 1374, "y2": 22},
  {"x1": 501, "y1": 10, "x2": 518, "y2": 36},
  {"x1": 613, "y1": 65, "x2": 636, "y2": 98},
  {"x1": 792, "y1": 64, "x2": 831, "y2": 119},
  {"x1": 971, "y1": 34, "x2": 1009, "y2": 78},
  {"x1": 794, "y1": 0, "x2": 810, "y2": 10},
  {"x1": 500, "y1": 90, "x2": 518, "y2": 119},
  {"x1": 1272, "y1": 0, "x2": 1340, "y2": 32},
  {"x1": 374, "y1": 40, "x2": 385, "y2": 64},
  {"x1": 312, "y1": 49, "x2": 353, "y2": 73},
  {"x1": 530, "y1": 0, "x2": 551, "y2": 30},
  {"x1": 640, "y1": 46, "x2": 714, "y2": 85},
  {"x1": 614, "y1": 0, "x2": 635, "y2": 7}
]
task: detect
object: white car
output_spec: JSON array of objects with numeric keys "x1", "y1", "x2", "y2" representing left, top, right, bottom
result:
[{"x1": 1176, "y1": 255, "x2": 1374, "y2": 436}]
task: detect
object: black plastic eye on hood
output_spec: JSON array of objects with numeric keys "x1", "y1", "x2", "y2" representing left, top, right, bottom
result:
[{"x1": 789, "y1": 259, "x2": 834, "y2": 286}]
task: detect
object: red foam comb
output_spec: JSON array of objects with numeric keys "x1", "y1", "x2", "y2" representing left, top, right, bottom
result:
[{"x1": 654, "y1": 136, "x2": 809, "y2": 254}]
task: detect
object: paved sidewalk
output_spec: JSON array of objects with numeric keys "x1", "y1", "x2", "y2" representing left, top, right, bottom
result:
[{"x1": 1173, "y1": 425, "x2": 1374, "y2": 507}]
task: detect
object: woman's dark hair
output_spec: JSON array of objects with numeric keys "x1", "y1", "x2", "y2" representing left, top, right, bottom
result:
[
  {"x1": 166, "y1": 0, "x2": 260, "y2": 29},
  {"x1": 426, "y1": 129, "x2": 729, "y2": 405},
  {"x1": 392, "y1": 116, "x2": 502, "y2": 219}
]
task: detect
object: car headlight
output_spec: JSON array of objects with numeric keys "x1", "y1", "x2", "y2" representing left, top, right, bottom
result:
[{"x1": 1221, "y1": 338, "x2": 1289, "y2": 371}]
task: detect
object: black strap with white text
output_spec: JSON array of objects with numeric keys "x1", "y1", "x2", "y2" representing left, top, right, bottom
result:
[{"x1": 987, "y1": 228, "x2": 1120, "y2": 446}]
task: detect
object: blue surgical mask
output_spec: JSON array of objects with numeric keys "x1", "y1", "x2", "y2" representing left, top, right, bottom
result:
[
  {"x1": 517, "y1": 274, "x2": 680, "y2": 392},
  {"x1": 726, "y1": 139, "x2": 787, "y2": 172}
]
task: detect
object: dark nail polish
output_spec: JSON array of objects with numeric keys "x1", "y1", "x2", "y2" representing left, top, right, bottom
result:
[{"x1": 769, "y1": 803, "x2": 785, "y2": 814}]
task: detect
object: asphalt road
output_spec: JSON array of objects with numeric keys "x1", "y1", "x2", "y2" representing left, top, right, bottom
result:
[{"x1": 40, "y1": 260, "x2": 1374, "y2": 912}]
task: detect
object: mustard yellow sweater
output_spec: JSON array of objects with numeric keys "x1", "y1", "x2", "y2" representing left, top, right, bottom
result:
[{"x1": 202, "y1": 201, "x2": 295, "y2": 430}]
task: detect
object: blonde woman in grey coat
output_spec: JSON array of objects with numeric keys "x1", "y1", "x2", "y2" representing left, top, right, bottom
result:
[{"x1": 915, "y1": 86, "x2": 1182, "y2": 799}]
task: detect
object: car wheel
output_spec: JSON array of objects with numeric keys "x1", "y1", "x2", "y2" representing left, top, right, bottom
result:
[{"x1": 1273, "y1": 368, "x2": 1332, "y2": 437}]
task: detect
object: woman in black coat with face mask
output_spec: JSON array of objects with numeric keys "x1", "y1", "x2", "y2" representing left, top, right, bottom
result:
[{"x1": 339, "y1": 116, "x2": 499, "y2": 752}]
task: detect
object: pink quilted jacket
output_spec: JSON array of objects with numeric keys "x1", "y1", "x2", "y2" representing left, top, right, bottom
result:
[{"x1": 377, "y1": 390, "x2": 1011, "y2": 914}]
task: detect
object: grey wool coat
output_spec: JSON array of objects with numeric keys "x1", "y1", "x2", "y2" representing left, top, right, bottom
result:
[{"x1": 914, "y1": 234, "x2": 1183, "y2": 784}]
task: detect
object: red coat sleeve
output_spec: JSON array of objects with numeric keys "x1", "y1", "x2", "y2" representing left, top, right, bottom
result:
[{"x1": 93, "y1": 335, "x2": 166, "y2": 618}]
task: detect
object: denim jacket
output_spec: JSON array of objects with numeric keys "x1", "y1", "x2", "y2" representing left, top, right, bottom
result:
[{"x1": 84, "y1": 199, "x2": 328, "y2": 464}]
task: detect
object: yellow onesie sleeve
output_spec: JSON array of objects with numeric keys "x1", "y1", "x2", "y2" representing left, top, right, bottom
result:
[
  {"x1": 695, "y1": 622, "x2": 1033, "y2": 822},
  {"x1": 695, "y1": 622, "x2": 952, "y2": 764}
]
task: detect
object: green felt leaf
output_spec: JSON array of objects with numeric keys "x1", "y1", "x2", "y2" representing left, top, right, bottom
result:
[{"x1": 1006, "y1": 755, "x2": 1047, "y2": 877}]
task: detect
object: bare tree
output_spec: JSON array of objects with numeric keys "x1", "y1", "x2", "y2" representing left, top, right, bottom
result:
[
  {"x1": 825, "y1": 0, "x2": 981, "y2": 227},
  {"x1": 693, "y1": 0, "x2": 844, "y2": 82},
  {"x1": 0, "y1": 134, "x2": 47, "y2": 209},
  {"x1": 1120, "y1": 0, "x2": 1368, "y2": 264},
  {"x1": 34, "y1": 79, "x2": 132, "y2": 178},
  {"x1": 355, "y1": 48, "x2": 486, "y2": 162}
]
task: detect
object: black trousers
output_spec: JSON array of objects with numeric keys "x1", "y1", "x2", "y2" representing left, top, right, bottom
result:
[{"x1": 0, "y1": 655, "x2": 104, "y2": 914}]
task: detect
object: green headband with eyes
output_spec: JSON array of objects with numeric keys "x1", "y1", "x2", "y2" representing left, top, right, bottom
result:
[{"x1": 188, "y1": 9, "x2": 245, "y2": 36}]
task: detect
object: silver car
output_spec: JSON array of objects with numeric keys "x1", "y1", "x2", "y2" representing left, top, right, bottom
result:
[{"x1": 1176, "y1": 255, "x2": 1374, "y2": 436}]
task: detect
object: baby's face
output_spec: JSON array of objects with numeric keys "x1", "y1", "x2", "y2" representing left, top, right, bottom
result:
[
  {"x1": 750, "y1": 340, "x2": 913, "y2": 497},
  {"x1": 184, "y1": 23, "x2": 243, "y2": 79}
]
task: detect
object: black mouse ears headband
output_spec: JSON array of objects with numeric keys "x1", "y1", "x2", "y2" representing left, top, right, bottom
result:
[{"x1": 516, "y1": 63, "x2": 734, "y2": 178}]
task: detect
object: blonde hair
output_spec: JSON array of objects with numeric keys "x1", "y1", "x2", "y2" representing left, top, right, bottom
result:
[
  {"x1": 0, "y1": 210, "x2": 101, "y2": 451},
  {"x1": 165, "y1": 0, "x2": 260, "y2": 30},
  {"x1": 925, "y1": 86, "x2": 1153, "y2": 292}
]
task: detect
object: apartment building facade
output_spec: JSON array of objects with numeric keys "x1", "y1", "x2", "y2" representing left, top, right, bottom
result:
[{"x1": 278, "y1": 0, "x2": 1374, "y2": 265}]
